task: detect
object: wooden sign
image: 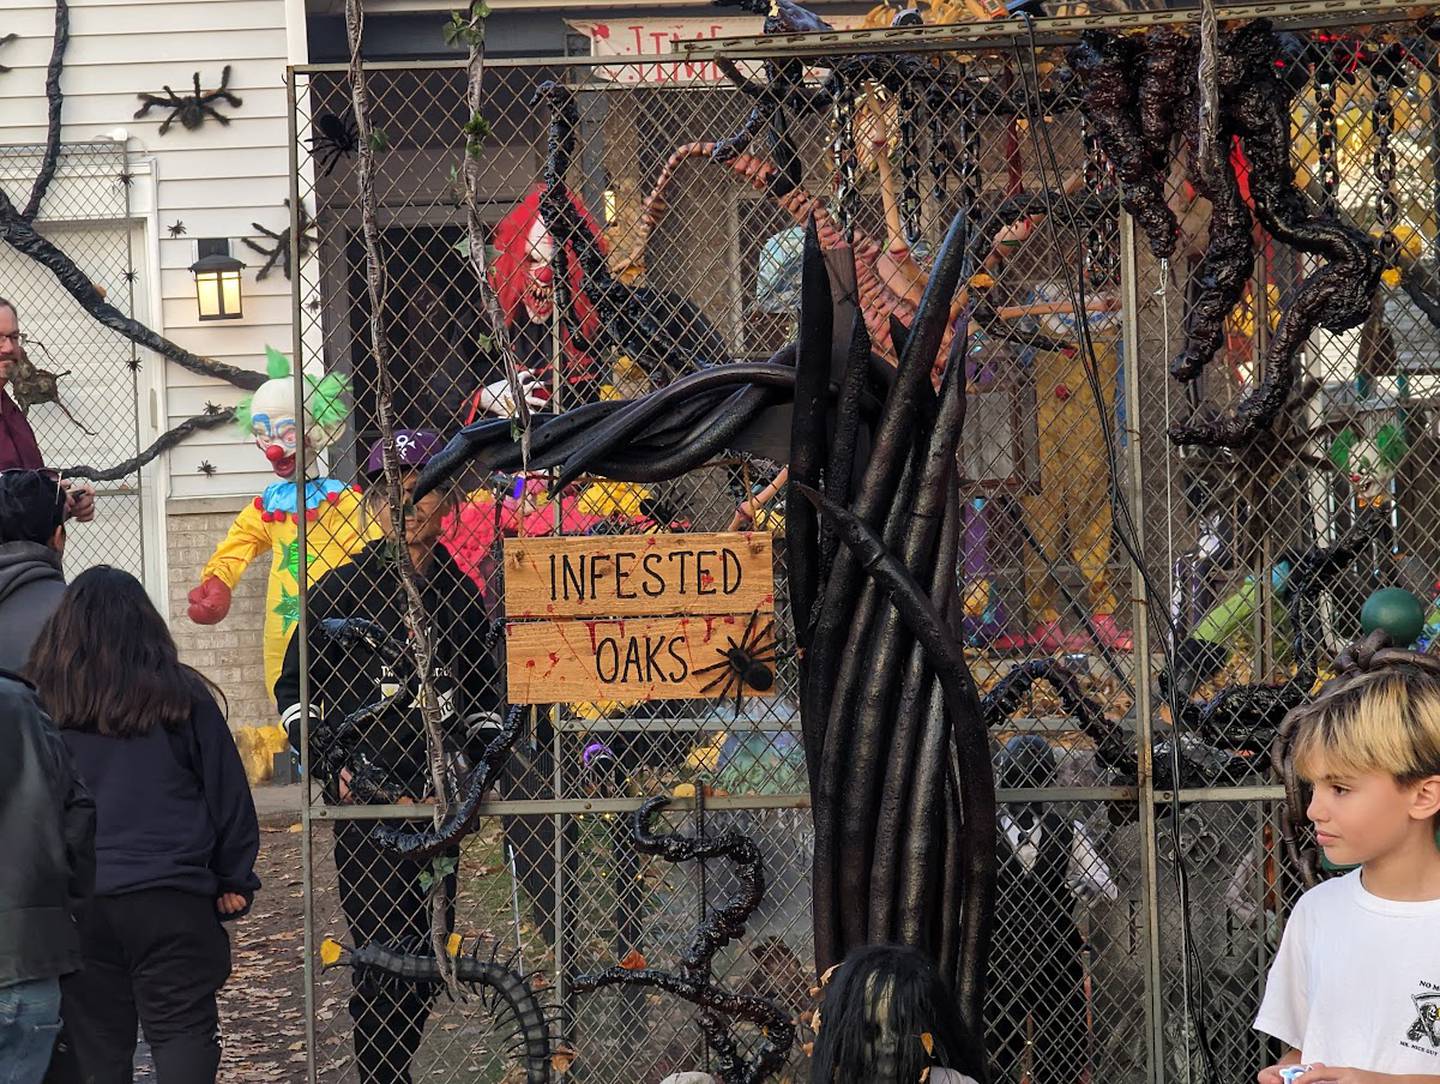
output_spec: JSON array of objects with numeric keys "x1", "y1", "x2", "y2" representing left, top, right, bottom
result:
[
  {"x1": 503, "y1": 532, "x2": 773, "y2": 618},
  {"x1": 503, "y1": 533, "x2": 776, "y2": 704},
  {"x1": 506, "y1": 613, "x2": 776, "y2": 703}
]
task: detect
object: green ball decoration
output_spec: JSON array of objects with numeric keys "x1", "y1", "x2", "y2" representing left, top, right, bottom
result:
[{"x1": 1360, "y1": 587, "x2": 1426, "y2": 647}]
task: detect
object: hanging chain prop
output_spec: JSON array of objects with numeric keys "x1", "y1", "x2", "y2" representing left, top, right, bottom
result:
[
  {"x1": 1313, "y1": 50, "x2": 1341, "y2": 216},
  {"x1": 1370, "y1": 50, "x2": 1402, "y2": 279},
  {"x1": 831, "y1": 71, "x2": 860, "y2": 238},
  {"x1": 344, "y1": 0, "x2": 457, "y2": 993}
]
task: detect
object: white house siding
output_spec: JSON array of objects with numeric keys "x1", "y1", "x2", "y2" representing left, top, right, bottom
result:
[
  {"x1": 2, "y1": 0, "x2": 305, "y2": 729},
  {"x1": 2, "y1": 0, "x2": 299, "y2": 499}
]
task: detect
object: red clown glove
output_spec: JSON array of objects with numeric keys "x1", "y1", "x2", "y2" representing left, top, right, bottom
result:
[{"x1": 188, "y1": 577, "x2": 232, "y2": 624}]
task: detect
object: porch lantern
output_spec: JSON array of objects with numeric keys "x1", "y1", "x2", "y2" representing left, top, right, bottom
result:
[{"x1": 190, "y1": 239, "x2": 245, "y2": 321}]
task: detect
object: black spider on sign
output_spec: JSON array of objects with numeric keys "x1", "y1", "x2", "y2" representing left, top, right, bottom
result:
[
  {"x1": 134, "y1": 66, "x2": 242, "y2": 135},
  {"x1": 0, "y1": 33, "x2": 18, "y2": 75},
  {"x1": 694, "y1": 609, "x2": 782, "y2": 713},
  {"x1": 307, "y1": 112, "x2": 359, "y2": 177},
  {"x1": 241, "y1": 199, "x2": 317, "y2": 281}
]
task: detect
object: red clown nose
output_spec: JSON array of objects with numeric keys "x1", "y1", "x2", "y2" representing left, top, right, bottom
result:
[
  {"x1": 264, "y1": 445, "x2": 288, "y2": 463},
  {"x1": 533, "y1": 265, "x2": 554, "y2": 285}
]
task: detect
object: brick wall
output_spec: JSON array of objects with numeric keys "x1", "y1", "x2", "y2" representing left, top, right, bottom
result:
[{"x1": 166, "y1": 497, "x2": 276, "y2": 727}]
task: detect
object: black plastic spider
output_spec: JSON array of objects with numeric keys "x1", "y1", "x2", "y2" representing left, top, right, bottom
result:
[
  {"x1": 694, "y1": 609, "x2": 781, "y2": 712},
  {"x1": 307, "y1": 112, "x2": 359, "y2": 177},
  {"x1": 196, "y1": 460, "x2": 217, "y2": 477},
  {"x1": 167, "y1": 220, "x2": 186, "y2": 238},
  {"x1": 116, "y1": 170, "x2": 134, "y2": 189},
  {"x1": 122, "y1": 269, "x2": 138, "y2": 284},
  {"x1": 134, "y1": 66, "x2": 242, "y2": 135},
  {"x1": 242, "y1": 199, "x2": 317, "y2": 281},
  {"x1": 0, "y1": 33, "x2": 16, "y2": 76},
  {"x1": 202, "y1": 401, "x2": 223, "y2": 416}
]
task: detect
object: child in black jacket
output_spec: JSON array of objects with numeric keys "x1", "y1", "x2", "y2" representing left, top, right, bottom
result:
[{"x1": 27, "y1": 566, "x2": 259, "y2": 1084}]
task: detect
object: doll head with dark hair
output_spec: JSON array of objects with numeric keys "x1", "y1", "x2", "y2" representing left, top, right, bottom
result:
[{"x1": 811, "y1": 944, "x2": 984, "y2": 1084}]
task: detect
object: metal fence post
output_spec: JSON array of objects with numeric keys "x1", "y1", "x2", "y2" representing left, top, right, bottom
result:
[{"x1": 1120, "y1": 210, "x2": 1167, "y2": 1083}]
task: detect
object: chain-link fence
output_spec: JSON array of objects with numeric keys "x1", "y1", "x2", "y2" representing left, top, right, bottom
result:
[
  {"x1": 0, "y1": 142, "x2": 149, "y2": 583},
  {"x1": 286, "y1": 5, "x2": 1440, "y2": 1080}
]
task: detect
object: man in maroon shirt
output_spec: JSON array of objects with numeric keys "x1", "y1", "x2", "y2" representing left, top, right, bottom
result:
[{"x1": 0, "y1": 299, "x2": 94, "y2": 521}]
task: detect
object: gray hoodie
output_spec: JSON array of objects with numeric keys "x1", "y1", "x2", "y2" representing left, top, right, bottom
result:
[{"x1": 0, "y1": 541, "x2": 65, "y2": 672}]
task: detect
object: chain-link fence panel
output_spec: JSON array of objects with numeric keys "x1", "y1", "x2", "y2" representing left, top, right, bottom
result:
[
  {"x1": 0, "y1": 142, "x2": 148, "y2": 583},
  {"x1": 288, "y1": 6, "x2": 1440, "y2": 1080}
]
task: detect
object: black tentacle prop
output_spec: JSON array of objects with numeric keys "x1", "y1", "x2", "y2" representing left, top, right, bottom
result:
[
  {"x1": 572, "y1": 795, "x2": 793, "y2": 1084},
  {"x1": 307, "y1": 617, "x2": 521, "y2": 857},
  {"x1": 323, "y1": 936, "x2": 558, "y2": 1083}
]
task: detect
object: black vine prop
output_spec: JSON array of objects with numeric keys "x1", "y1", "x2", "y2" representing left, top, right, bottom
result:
[
  {"x1": 0, "y1": 32, "x2": 15, "y2": 75},
  {"x1": 1069, "y1": 22, "x2": 1382, "y2": 446},
  {"x1": 134, "y1": 66, "x2": 243, "y2": 134},
  {"x1": 572, "y1": 795, "x2": 793, "y2": 1084},
  {"x1": 1170, "y1": 21, "x2": 1381, "y2": 448},
  {"x1": 58, "y1": 409, "x2": 236, "y2": 481},
  {"x1": 243, "y1": 199, "x2": 317, "y2": 281},
  {"x1": 530, "y1": 81, "x2": 731, "y2": 383},
  {"x1": 0, "y1": 0, "x2": 263, "y2": 484},
  {"x1": 324, "y1": 936, "x2": 558, "y2": 1083},
  {"x1": 308, "y1": 112, "x2": 359, "y2": 177},
  {"x1": 1067, "y1": 31, "x2": 1177, "y2": 261},
  {"x1": 306, "y1": 616, "x2": 522, "y2": 862}
]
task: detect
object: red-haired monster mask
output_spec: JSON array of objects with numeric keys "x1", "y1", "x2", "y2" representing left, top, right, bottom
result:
[{"x1": 490, "y1": 185, "x2": 604, "y2": 383}]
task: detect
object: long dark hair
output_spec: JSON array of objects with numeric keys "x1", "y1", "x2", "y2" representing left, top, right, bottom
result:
[
  {"x1": 810, "y1": 945, "x2": 984, "y2": 1084},
  {"x1": 27, "y1": 565, "x2": 225, "y2": 736}
]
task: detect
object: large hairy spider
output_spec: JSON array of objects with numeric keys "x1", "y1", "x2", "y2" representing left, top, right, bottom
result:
[
  {"x1": 694, "y1": 609, "x2": 780, "y2": 713},
  {"x1": 307, "y1": 112, "x2": 359, "y2": 177},
  {"x1": 134, "y1": 66, "x2": 242, "y2": 135},
  {"x1": 242, "y1": 199, "x2": 318, "y2": 281}
]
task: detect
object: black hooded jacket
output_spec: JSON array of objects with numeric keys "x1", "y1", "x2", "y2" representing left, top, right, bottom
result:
[
  {"x1": 0, "y1": 541, "x2": 65, "y2": 672},
  {"x1": 274, "y1": 538, "x2": 502, "y2": 801},
  {"x1": 0, "y1": 670, "x2": 95, "y2": 988}
]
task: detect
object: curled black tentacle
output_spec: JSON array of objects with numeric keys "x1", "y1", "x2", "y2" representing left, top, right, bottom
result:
[
  {"x1": 981, "y1": 659, "x2": 1112, "y2": 747},
  {"x1": 1068, "y1": 30, "x2": 1177, "y2": 260},
  {"x1": 1170, "y1": 28, "x2": 1256, "y2": 383},
  {"x1": 370, "y1": 706, "x2": 524, "y2": 861},
  {"x1": 573, "y1": 794, "x2": 789, "y2": 1084},
  {"x1": 327, "y1": 936, "x2": 555, "y2": 1083}
]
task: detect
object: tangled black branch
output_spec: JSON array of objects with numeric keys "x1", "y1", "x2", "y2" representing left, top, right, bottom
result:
[{"x1": 572, "y1": 795, "x2": 793, "y2": 1084}]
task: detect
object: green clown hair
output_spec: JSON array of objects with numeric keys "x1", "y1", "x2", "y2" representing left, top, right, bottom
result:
[
  {"x1": 234, "y1": 347, "x2": 351, "y2": 434},
  {"x1": 304, "y1": 371, "x2": 353, "y2": 428}
]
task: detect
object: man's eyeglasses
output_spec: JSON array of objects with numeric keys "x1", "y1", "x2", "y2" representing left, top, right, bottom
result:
[{"x1": 0, "y1": 332, "x2": 29, "y2": 348}]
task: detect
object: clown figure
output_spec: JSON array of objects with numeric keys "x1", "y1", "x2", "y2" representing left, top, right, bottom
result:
[{"x1": 187, "y1": 348, "x2": 373, "y2": 695}]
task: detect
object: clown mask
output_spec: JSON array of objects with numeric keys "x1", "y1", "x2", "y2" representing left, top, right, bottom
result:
[
  {"x1": 239, "y1": 347, "x2": 350, "y2": 480},
  {"x1": 520, "y1": 217, "x2": 557, "y2": 323}
]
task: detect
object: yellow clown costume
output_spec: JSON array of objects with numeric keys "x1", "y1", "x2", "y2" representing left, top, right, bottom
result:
[
  {"x1": 198, "y1": 479, "x2": 374, "y2": 692},
  {"x1": 188, "y1": 347, "x2": 375, "y2": 696}
]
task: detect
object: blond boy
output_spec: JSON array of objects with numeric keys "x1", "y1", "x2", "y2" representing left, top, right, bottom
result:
[{"x1": 1256, "y1": 665, "x2": 1440, "y2": 1084}]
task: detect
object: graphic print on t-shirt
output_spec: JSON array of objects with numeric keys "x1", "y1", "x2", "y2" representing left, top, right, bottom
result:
[{"x1": 1407, "y1": 990, "x2": 1440, "y2": 1049}]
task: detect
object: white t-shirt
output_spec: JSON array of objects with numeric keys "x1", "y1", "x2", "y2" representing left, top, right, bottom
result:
[{"x1": 1254, "y1": 869, "x2": 1440, "y2": 1074}]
